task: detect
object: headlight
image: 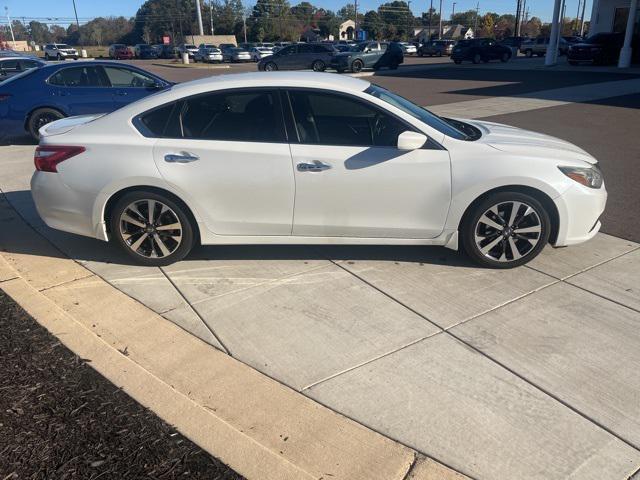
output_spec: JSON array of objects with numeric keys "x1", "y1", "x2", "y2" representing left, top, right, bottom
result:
[{"x1": 559, "y1": 165, "x2": 603, "y2": 188}]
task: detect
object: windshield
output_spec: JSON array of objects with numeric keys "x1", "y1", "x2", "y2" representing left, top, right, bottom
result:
[
  {"x1": 0, "y1": 67, "x2": 38, "y2": 85},
  {"x1": 365, "y1": 84, "x2": 468, "y2": 140},
  {"x1": 56, "y1": 44, "x2": 71, "y2": 49}
]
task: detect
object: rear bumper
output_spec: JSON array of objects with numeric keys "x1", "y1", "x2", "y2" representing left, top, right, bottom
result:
[
  {"x1": 31, "y1": 171, "x2": 102, "y2": 240},
  {"x1": 553, "y1": 183, "x2": 607, "y2": 247}
]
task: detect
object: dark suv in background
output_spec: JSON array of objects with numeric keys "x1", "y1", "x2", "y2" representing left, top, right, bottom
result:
[
  {"x1": 451, "y1": 38, "x2": 512, "y2": 64},
  {"x1": 258, "y1": 43, "x2": 335, "y2": 71},
  {"x1": 418, "y1": 40, "x2": 455, "y2": 57},
  {"x1": 567, "y1": 33, "x2": 625, "y2": 65}
]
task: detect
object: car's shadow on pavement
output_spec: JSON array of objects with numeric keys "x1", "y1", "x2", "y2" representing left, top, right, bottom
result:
[{"x1": 3, "y1": 190, "x2": 475, "y2": 269}]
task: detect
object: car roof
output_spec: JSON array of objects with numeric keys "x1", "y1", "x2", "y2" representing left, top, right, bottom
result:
[{"x1": 0, "y1": 56, "x2": 43, "y2": 61}]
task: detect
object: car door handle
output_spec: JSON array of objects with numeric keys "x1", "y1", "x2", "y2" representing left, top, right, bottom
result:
[
  {"x1": 297, "y1": 160, "x2": 331, "y2": 172},
  {"x1": 164, "y1": 152, "x2": 200, "y2": 163}
]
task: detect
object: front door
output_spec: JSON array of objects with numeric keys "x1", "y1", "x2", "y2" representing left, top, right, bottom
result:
[
  {"x1": 101, "y1": 65, "x2": 161, "y2": 108},
  {"x1": 151, "y1": 89, "x2": 295, "y2": 236},
  {"x1": 286, "y1": 89, "x2": 451, "y2": 239}
]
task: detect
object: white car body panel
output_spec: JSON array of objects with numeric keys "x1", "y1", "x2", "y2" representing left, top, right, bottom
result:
[{"x1": 31, "y1": 72, "x2": 606, "y2": 254}]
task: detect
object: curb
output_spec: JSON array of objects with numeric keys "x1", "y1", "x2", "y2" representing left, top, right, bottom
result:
[{"x1": 0, "y1": 194, "x2": 469, "y2": 480}]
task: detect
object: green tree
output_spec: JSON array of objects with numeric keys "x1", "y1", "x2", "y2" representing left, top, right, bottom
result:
[
  {"x1": 362, "y1": 10, "x2": 383, "y2": 40},
  {"x1": 378, "y1": 1, "x2": 414, "y2": 40},
  {"x1": 28, "y1": 21, "x2": 52, "y2": 44}
]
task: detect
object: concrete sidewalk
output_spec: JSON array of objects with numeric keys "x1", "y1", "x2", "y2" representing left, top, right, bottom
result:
[{"x1": 1, "y1": 144, "x2": 639, "y2": 479}]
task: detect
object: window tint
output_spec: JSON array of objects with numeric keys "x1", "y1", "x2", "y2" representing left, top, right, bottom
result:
[
  {"x1": 48, "y1": 66, "x2": 106, "y2": 87},
  {"x1": 139, "y1": 102, "x2": 179, "y2": 137},
  {"x1": 279, "y1": 45, "x2": 296, "y2": 55},
  {"x1": 167, "y1": 90, "x2": 285, "y2": 142},
  {"x1": 22, "y1": 60, "x2": 40, "y2": 69},
  {"x1": 1, "y1": 60, "x2": 20, "y2": 73},
  {"x1": 311, "y1": 44, "x2": 329, "y2": 53},
  {"x1": 103, "y1": 66, "x2": 156, "y2": 87},
  {"x1": 288, "y1": 90, "x2": 407, "y2": 147}
]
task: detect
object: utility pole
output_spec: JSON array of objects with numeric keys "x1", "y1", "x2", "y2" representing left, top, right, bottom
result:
[
  {"x1": 520, "y1": 0, "x2": 526, "y2": 35},
  {"x1": 428, "y1": 0, "x2": 433, "y2": 39},
  {"x1": 354, "y1": 0, "x2": 358, "y2": 39},
  {"x1": 243, "y1": 15, "x2": 247, "y2": 42},
  {"x1": 438, "y1": 0, "x2": 443, "y2": 39},
  {"x1": 514, "y1": 0, "x2": 521, "y2": 37},
  {"x1": 474, "y1": 2, "x2": 479, "y2": 37},
  {"x1": 210, "y1": 0, "x2": 214, "y2": 35},
  {"x1": 4, "y1": 6, "x2": 15, "y2": 46},
  {"x1": 574, "y1": 0, "x2": 581, "y2": 33},
  {"x1": 71, "y1": 0, "x2": 84, "y2": 55},
  {"x1": 579, "y1": 0, "x2": 587, "y2": 36},
  {"x1": 452, "y1": 2, "x2": 456, "y2": 19},
  {"x1": 195, "y1": 0, "x2": 204, "y2": 36},
  {"x1": 407, "y1": 0, "x2": 412, "y2": 40}
]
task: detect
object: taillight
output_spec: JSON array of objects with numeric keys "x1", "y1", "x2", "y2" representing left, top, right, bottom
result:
[{"x1": 34, "y1": 145, "x2": 86, "y2": 172}]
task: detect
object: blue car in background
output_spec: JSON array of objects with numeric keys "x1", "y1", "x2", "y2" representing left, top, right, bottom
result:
[{"x1": 0, "y1": 61, "x2": 171, "y2": 141}]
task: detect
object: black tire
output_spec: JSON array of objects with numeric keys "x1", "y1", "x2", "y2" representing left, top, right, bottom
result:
[
  {"x1": 264, "y1": 61, "x2": 277, "y2": 71},
  {"x1": 454, "y1": 59, "x2": 462, "y2": 64},
  {"x1": 461, "y1": 191, "x2": 551, "y2": 269},
  {"x1": 27, "y1": 108, "x2": 65, "y2": 141},
  {"x1": 312, "y1": 59, "x2": 325, "y2": 72},
  {"x1": 109, "y1": 191, "x2": 195, "y2": 266},
  {"x1": 44, "y1": 53, "x2": 50, "y2": 61},
  {"x1": 418, "y1": 50, "x2": 424, "y2": 57},
  {"x1": 437, "y1": 50, "x2": 442, "y2": 57},
  {"x1": 351, "y1": 59, "x2": 364, "y2": 73},
  {"x1": 500, "y1": 52, "x2": 510, "y2": 62},
  {"x1": 56, "y1": 53, "x2": 62, "y2": 61},
  {"x1": 525, "y1": 49, "x2": 533, "y2": 58},
  {"x1": 472, "y1": 53, "x2": 482, "y2": 64}
]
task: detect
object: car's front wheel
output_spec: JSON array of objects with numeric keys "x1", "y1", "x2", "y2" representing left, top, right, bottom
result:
[
  {"x1": 28, "y1": 108, "x2": 65, "y2": 140},
  {"x1": 312, "y1": 59, "x2": 325, "y2": 72},
  {"x1": 109, "y1": 191, "x2": 195, "y2": 266},
  {"x1": 461, "y1": 192, "x2": 550, "y2": 268},
  {"x1": 264, "y1": 61, "x2": 277, "y2": 71},
  {"x1": 351, "y1": 59, "x2": 364, "y2": 73},
  {"x1": 500, "y1": 52, "x2": 510, "y2": 62},
  {"x1": 472, "y1": 53, "x2": 482, "y2": 64}
]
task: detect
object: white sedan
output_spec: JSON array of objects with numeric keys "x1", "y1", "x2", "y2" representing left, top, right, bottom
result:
[
  {"x1": 250, "y1": 47, "x2": 274, "y2": 62},
  {"x1": 31, "y1": 72, "x2": 606, "y2": 268}
]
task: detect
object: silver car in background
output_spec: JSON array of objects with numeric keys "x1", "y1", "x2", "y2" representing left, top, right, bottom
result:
[
  {"x1": 194, "y1": 44, "x2": 223, "y2": 63},
  {"x1": 222, "y1": 46, "x2": 252, "y2": 63},
  {"x1": 250, "y1": 47, "x2": 274, "y2": 62}
]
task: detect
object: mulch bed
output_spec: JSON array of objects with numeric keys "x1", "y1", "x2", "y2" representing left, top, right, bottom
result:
[{"x1": 0, "y1": 289, "x2": 244, "y2": 480}]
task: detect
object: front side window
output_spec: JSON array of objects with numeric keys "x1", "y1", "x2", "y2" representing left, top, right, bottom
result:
[
  {"x1": 138, "y1": 90, "x2": 285, "y2": 143},
  {"x1": 48, "y1": 66, "x2": 106, "y2": 87},
  {"x1": 288, "y1": 90, "x2": 407, "y2": 147},
  {"x1": 1, "y1": 60, "x2": 20, "y2": 74},
  {"x1": 103, "y1": 66, "x2": 157, "y2": 88}
]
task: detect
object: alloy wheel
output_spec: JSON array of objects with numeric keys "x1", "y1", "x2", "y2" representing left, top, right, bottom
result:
[
  {"x1": 119, "y1": 199, "x2": 183, "y2": 259},
  {"x1": 473, "y1": 201, "x2": 542, "y2": 263}
]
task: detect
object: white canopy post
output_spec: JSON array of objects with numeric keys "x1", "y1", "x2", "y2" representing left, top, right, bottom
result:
[
  {"x1": 619, "y1": 0, "x2": 638, "y2": 68},
  {"x1": 545, "y1": 0, "x2": 563, "y2": 66}
]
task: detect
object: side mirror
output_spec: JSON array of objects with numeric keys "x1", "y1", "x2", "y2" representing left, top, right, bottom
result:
[{"x1": 397, "y1": 131, "x2": 428, "y2": 150}]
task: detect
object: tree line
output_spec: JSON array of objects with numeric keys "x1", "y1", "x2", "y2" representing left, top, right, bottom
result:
[{"x1": 4, "y1": 0, "x2": 583, "y2": 46}]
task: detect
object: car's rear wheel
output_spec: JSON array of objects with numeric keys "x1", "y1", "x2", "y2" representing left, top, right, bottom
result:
[
  {"x1": 500, "y1": 52, "x2": 510, "y2": 62},
  {"x1": 472, "y1": 53, "x2": 482, "y2": 64},
  {"x1": 264, "y1": 61, "x2": 277, "y2": 71},
  {"x1": 525, "y1": 49, "x2": 533, "y2": 57},
  {"x1": 109, "y1": 191, "x2": 195, "y2": 266},
  {"x1": 461, "y1": 192, "x2": 550, "y2": 268},
  {"x1": 27, "y1": 108, "x2": 65, "y2": 140},
  {"x1": 312, "y1": 59, "x2": 325, "y2": 72},
  {"x1": 351, "y1": 59, "x2": 364, "y2": 73}
]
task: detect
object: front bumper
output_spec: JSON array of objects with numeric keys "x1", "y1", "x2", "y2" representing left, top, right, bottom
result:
[
  {"x1": 31, "y1": 171, "x2": 101, "y2": 240},
  {"x1": 206, "y1": 54, "x2": 223, "y2": 61},
  {"x1": 553, "y1": 182, "x2": 607, "y2": 247}
]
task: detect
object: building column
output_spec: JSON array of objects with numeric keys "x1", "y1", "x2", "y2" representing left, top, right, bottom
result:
[
  {"x1": 619, "y1": 0, "x2": 638, "y2": 68},
  {"x1": 545, "y1": 0, "x2": 563, "y2": 65}
]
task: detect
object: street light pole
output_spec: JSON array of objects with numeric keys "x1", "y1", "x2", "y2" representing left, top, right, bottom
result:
[
  {"x1": 428, "y1": 0, "x2": 433, "y2": 39},
  {"x1": 71, "y1": 0, "x2": 84, "y2": 55},
  {"x1": 438, "y1": 0, "x2": 442, "y2": 39},
  {"x1": 407, "y1": 0, "x2": 412, "y2": 40},
  {"x1": 195, "y1": 0, "x2": 204, "y2": 36},
  {"x1": 452, "y1": 2, "x2": 456, "y2": 19},
  {"x1": 210, "y1": 0, "x2": 214, "y2": 35},
  {"x1": 4, "y1": 6, "x2": 15, "y2": 47}
]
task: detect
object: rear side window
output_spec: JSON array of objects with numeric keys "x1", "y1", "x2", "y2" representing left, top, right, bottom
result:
[
  {"x1": 137, "y1": 90, "x2": 286, "y2": 143},
  {"x1": 48, "y1": 66, "x2": 106, "y2": 87}
]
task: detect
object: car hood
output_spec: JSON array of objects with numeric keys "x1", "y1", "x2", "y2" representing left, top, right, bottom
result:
[
  {"x1": 570, "y1": 42, "x2": 603, "y2": 48},
  {"x1": 333, "y1": 52, "x2": 354, "y2": 57},
  {"x1": 465, "y1": 119, "x2": 597, "y2": 164}
]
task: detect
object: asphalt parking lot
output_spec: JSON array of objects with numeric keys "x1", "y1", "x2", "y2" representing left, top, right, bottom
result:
[{"x1": 1, "y1": 57, "x2": 640, "y2": 479}]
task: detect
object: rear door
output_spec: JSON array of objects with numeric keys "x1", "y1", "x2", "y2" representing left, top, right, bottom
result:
[
  {"x1": 101, "y1": 65, "x2": 161, "y2": 108},
  {"x1": 150, "y1": 88, "x2": 295, "y2": 236},
  {"x1": 46, "y1": 66, "x2": 115, "y2": 115},
  {"x1": 275, "y1": 45, "x2": 299, "y2": 69}
]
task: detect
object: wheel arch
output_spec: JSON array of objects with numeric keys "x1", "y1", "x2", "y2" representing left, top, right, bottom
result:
[
  {"x1": 24, "y1": 105, "x2": 67, "y2": 133},
  {"x1": 102, "y1": 185, "x2": 201, "y2": 244},
  {"x1": 458, "y1": 185, "x2": 560, "y2": 245}
]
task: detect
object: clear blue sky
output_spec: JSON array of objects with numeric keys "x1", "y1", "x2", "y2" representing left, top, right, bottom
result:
[{"x1": 4, "y1": 0, "x2": 591, "y2": 24}]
